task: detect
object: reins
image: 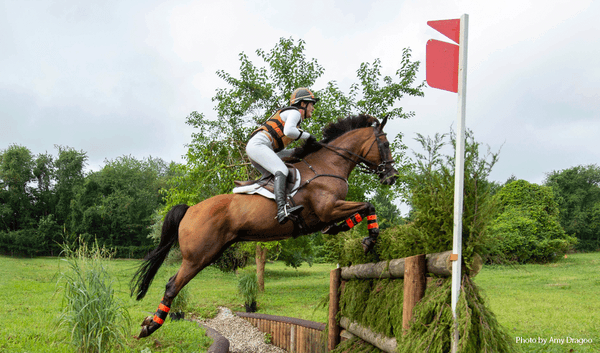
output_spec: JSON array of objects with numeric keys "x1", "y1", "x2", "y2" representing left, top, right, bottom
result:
[
  {"x1": 314, "y1": 127, "x2": 395, "y2": 176},
  {"x1": 290, "y1": 126, "x2": 395, "y2": 193}
]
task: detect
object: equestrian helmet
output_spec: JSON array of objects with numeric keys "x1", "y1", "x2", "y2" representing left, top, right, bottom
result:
[{"x1": 290, "y1": 87, "x2": 319, "y2": 106}]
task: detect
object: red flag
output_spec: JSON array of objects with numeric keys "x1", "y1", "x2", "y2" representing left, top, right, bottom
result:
[
  {"x1": 426, "y1": 19, "x2": 460, "y2": 93},
  {"x1": 427, "y1": 19, "x2": 460, "y2": 44},
  {"x1": 426, "y1": 39, "x2": 459, "y2": 93}
]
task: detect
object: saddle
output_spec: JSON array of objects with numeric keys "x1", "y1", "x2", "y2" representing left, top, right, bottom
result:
[{"x1": 232, "y1": 164, "x2": 300, "y2": 198}]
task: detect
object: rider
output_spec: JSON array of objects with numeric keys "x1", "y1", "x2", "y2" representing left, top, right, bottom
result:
[{"x1": 246, "y1": 87, "x2": 319, "y2": 224}]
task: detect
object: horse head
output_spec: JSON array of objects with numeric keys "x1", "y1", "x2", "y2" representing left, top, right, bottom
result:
[{"x1": 369, "y1": 115, "x2": 398, "y2": 186}]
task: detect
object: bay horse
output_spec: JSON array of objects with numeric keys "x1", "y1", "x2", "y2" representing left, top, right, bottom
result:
[{"x1": 131, "y1": 114, "x2": 398, "y2": 338}]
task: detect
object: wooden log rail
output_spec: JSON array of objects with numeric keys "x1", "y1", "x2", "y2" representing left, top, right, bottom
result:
[
  {"x1": 236, "y1": 312, "x2": 326, "y2": 353},
  {"x1": 340, "y1": 317, "x2": 397, "y2": 352},
  {"x1": 329, "y1": 250, "x2": 462, "y2": 352},
  {"x1": 340, "y1": 250, "x2": 454, "y2": 279}
]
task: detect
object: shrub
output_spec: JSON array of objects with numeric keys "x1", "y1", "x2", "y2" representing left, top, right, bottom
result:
[
  {"x1": 0, "y1": 229, "x2": 47, "y2": 257},
  {"x1": 486, "y1": 180, "x2": 577, "y2": 263},
  {"x1": 405, "y1": 131, "x2": 499, "y2": 265}
]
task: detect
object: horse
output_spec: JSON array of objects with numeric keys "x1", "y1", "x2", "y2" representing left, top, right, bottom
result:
[{"x1": 131, "y1": 114, "x2": 398, "y2": 338}]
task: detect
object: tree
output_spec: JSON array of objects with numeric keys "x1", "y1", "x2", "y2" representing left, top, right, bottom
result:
[
  {"x1": 487, "y1": 180, "x2": 577, "y2": 262},
  {"x1": 54, "y1": 145, "x2": 88, "y2": 228},
  {"x1": 70, "y1": 156, "x2": 170, "y2": 251},
  {"x1": 163, "y1": 37, "x2": 424, "y2": 281},
  {"x1": 32, "y1": 152, "x2": 55, "y2": 219},
  {"x1": 403, "y1": 129, "x2": 500, "y2": 263},
  {"x1": 0, "y1": 144, "x2": 35, "y2": 231},
  {"x1": 545, "y1": 164, "x2": 600, "y2": 251}
]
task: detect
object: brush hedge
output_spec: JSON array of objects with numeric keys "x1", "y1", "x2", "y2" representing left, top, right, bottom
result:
[
  {"x1": 328, "y1": 223, "x2": 516, "y2": 352},
  {"x1": 335, "y1": 276, "x2": 516, "y2": 353}
]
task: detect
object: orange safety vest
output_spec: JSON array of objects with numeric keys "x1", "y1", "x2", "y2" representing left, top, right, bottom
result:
[{"x1": 250, "y1": 107, "x2": 302, "y2": 152}]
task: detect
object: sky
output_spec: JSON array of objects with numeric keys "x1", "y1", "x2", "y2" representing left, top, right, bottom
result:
[{"x1": 2, "y1": 0, "x2": 599, "y2": 201}]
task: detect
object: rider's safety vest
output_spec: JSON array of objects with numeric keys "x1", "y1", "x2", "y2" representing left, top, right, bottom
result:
[{"x1": 250, "y1": 107, "x2": 302, "y2": 152}]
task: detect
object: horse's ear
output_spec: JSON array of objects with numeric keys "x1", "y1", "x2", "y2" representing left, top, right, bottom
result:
[{"x1": 379, "y1": 115, "x2": 388, "y2": 131}]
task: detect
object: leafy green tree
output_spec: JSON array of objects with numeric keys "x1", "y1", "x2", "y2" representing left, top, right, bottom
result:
[
  {"x1": 164, "y1": 37, "x2": 424, "y2": 276},
  {"x1": 71, "y1": 156, "x2": 170, "y2": 250},
  {"x1": 37, "y1": 213, "x2": 62, "y2": 255},
  {"x1": 32, "y1": 152, "x2": 55, "y2": 219},
  {"x1": 545, "y1": 164, "x2": 600, "y2": 251},
  {"x1": 54, "y1": 145, "x2": 88, "y2": 228},
  {"x1": 166, "y1": 37, "x2": 423, "y2": 207},
  {"x1": 487, "y1": 180, "x2": 577, "y2": 262},
  {"x1": 0, "y1": 144, "x2": 35, "y2": 231}
]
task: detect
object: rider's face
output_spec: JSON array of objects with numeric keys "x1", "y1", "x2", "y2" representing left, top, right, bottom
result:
[{"x1": 302, "y1": 102, "x2": 315, "y2": 119}]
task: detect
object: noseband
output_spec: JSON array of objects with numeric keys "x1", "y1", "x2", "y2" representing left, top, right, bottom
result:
[{"x1": 363, "y1": 128, "x2": 396, "y2": 178}]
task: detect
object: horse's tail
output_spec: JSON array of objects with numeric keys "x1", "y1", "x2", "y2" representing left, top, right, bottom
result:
[{"x1": 130, "y1": 204, "x2": 190, "y2": 300}]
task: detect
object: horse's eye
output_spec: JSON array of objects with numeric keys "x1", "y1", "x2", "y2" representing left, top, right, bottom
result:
[{"x1": 384, "y1": 142, "x2": 389, "y2": 148}]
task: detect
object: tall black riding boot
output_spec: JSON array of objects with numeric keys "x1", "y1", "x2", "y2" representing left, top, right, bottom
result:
[{"x1": 274, "y1": 171, "x2": 303, "y2": 224}]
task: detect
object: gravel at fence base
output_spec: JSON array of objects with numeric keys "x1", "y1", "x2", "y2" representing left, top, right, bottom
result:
[{"x1": 196, "y1": 307, "x2": 287, "y2": 353}]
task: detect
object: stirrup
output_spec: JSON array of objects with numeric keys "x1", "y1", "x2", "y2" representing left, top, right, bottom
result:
[{"x1": 275, "y1": 204, "x2": 304, "y2": 224}]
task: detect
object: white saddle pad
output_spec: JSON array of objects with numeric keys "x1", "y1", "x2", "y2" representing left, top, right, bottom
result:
[{"x1": 232, "y1": 169, "x2": 301, "y2": 200}]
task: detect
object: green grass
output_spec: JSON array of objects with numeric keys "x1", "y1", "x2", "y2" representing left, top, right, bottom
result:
[
  {"x1": 0, "y1": 256, "x2": 213, "y2": 353},
  {"x1": 0, "y1": 253, "x2": 598, "y2": 352},
  {"x1": 473, "y1": 252, "x2": 600, "y2": 352}
]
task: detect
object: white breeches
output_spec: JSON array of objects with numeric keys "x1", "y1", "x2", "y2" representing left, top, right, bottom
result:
[{"x1": 246, "y1": 132, "x2": 289, "y2": 177}]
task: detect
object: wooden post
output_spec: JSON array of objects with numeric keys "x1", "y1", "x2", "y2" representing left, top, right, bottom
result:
[
  {"x1": 328, "y1": 267, "x2": 342, "y2": 351},
  {"x1": 402, "y1": 254, "x2": 427, "y2": 332},
  {"x1": 256, "y1": 243, "x2": 267, "y2": 292},
  {"x1": 290, "y1": 325, "x2": 296, "y2": 353}
]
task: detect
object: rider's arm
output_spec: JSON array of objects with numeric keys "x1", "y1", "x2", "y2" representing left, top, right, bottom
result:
[{"x1": 281, "y1": 110, "x2": 310, "y2": 140}]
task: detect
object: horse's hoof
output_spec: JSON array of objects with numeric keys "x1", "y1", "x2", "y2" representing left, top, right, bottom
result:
[
  {"x1": 141, "y1": 316, "x2": 153, "y2": 327},
  {"x1": 361, "y1": 236, "x2": 376, "y2": 254},
  {"x1": 137, "y1": 326, "x2": 150, "y2": 339}
]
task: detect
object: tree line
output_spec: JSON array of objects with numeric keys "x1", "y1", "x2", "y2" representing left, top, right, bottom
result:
[{"x1": 0, "y1": 145, "x2": 177, "y2": 257}]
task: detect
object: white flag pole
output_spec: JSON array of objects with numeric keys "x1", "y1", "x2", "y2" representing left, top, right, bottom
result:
[{"x1": 451, "y1": 13, "x2": 469, "y2": 353}]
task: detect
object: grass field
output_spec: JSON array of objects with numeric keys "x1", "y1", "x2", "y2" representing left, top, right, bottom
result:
[
  {"x1": 0, "y1": 252, "x2": 598, "y2": 352},
  {"x1": 473, "y1": 252, "x2": 600, "y2": 352}
]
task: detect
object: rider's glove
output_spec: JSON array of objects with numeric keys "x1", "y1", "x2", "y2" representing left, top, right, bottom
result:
[{"x1": 306, "y1": 134, "x2": 318, "y2": 145}]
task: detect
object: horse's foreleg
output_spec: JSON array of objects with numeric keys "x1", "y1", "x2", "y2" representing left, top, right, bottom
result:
[{"x1": 319, "y1": 200, "x2": 380, "y2": 254}]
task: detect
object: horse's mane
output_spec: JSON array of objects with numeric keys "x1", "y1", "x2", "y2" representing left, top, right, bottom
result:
[{"x1": 290, "y1": 114, "x2": 378, "y2": 160}]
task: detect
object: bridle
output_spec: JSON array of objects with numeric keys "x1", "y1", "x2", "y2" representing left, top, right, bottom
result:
[{"x1": 315, "y1": 125, "x2": 395, "y2": 180}]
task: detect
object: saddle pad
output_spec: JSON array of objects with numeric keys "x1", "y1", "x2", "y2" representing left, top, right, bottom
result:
[{"x1": 232, "y1": 168, "x2": 301, "y2": 200}]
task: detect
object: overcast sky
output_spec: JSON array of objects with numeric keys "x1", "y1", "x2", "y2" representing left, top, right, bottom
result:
[{"x1": 2, "y1": 0, "x2": 599, "y2": 197}]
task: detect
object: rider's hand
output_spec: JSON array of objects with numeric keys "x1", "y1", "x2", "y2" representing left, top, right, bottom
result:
[{"x1": 307, "y1": 134, "x2": 318, "y2": 145}]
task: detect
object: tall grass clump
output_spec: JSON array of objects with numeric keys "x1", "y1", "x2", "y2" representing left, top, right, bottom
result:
[
  {"x1": 238, "y1": 272, "x2": 259, "y2": 312},
  {"x1": 57, "y1": 240, "x2": 130, "y2": 353}
]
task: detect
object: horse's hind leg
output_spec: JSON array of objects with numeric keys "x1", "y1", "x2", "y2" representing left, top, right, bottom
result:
[
  {"x1": 138, "y1": 196, "x2": 240, "y2": 338},
  {"x1": 137, "y1": 235, "x2": 235, "y2": 339},
  {"x1": 137, "y1": 258, "x2": 206, "y2": 338}
]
